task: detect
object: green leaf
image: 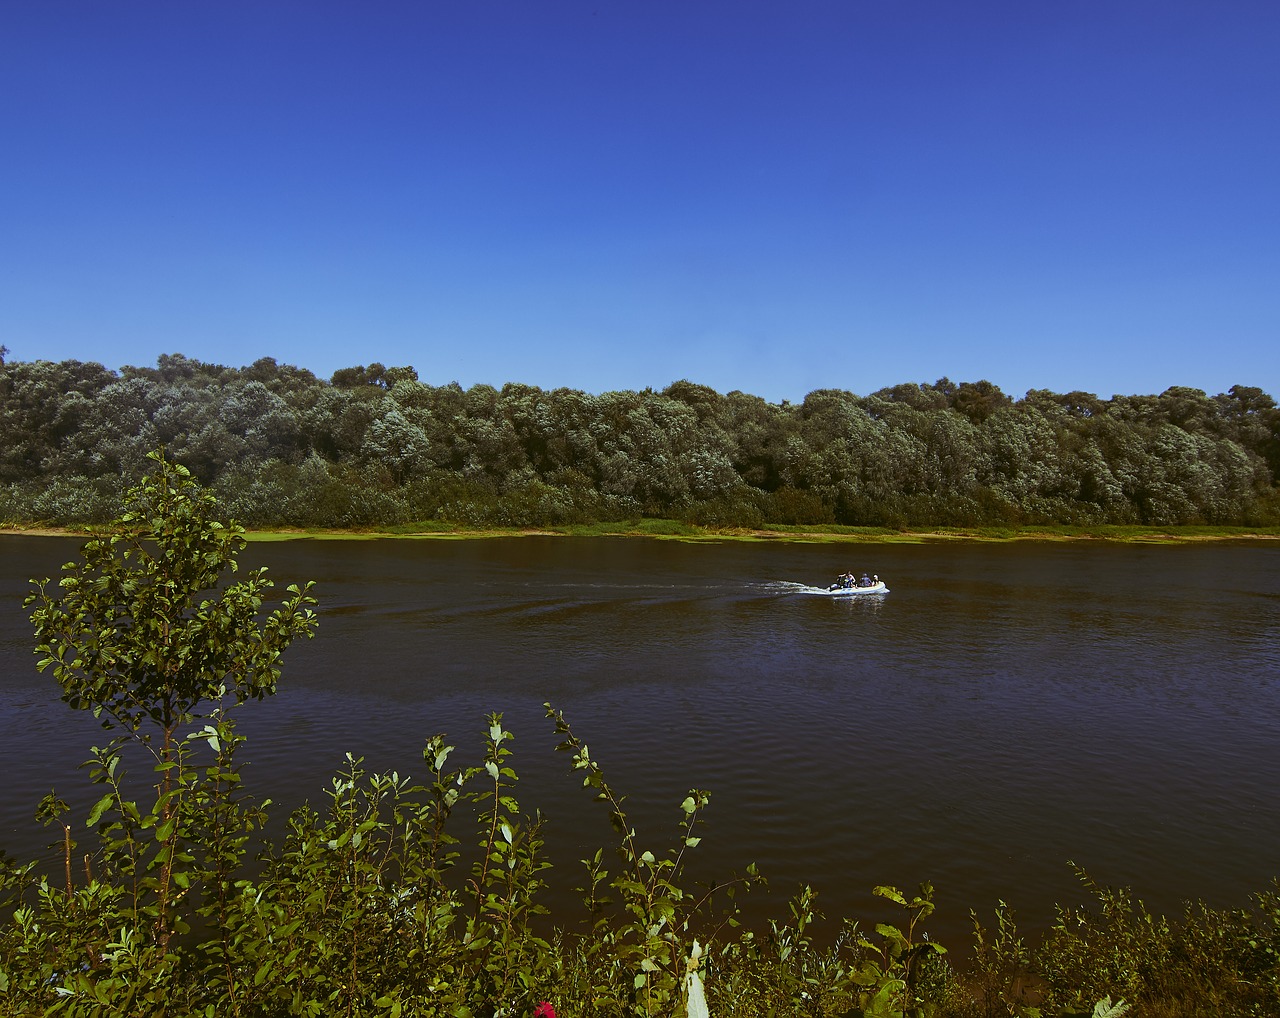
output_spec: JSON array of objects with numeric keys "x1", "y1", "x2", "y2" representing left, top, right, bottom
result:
[{"x1": 85, "y1": 793, "x2": 114, "y2": 828}]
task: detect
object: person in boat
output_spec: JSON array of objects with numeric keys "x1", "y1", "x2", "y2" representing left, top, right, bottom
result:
[{"x1": 859, "y1": 573, "x2": 872, "y2": 587}]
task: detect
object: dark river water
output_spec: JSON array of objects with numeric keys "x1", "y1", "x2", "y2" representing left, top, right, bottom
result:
[{"x1": 3, "y1": 535, "x2": 1278, "y2": 944}]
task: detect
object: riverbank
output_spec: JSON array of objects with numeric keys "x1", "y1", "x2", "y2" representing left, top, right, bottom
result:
[{"x1": 5, "y1": 520, "x2": 1280, "y2": 543}]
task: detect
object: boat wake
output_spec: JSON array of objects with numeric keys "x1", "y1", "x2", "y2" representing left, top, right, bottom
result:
[{"x1": 762, "y1": 580, "x2": 841, "y2": 596}]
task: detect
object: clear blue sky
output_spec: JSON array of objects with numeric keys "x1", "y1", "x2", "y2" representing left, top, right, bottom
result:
[{"x1": 3, "y1": 1, "x2": 1277, "y2": 402}]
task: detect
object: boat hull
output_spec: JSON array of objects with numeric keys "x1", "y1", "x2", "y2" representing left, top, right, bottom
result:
[{"x1": 826, "y1": 581, "x2": 889, "y2": 596}]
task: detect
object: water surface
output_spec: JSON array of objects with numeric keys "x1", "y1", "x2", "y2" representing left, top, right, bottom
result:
[{"x1": 3, "y1": 536, "x2": 1278, "y2": 941}]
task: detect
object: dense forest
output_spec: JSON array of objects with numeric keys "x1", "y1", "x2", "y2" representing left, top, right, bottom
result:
[{"x1": 2, "y1": 350, "x2": 1278, "y2": 529}]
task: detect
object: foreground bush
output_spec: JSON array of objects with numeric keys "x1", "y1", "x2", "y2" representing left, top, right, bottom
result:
[{"x1": 1, "y1": 453, "x2": 1277, "y2": 1016}]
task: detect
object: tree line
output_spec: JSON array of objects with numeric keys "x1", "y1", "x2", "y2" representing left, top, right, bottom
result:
[{"x1": 2, "y1": 350, "x2": 1278, "y2": 529}]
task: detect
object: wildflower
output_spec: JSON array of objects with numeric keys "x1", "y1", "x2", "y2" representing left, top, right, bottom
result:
[{"x1": 533, "y1": 1002, "x2": 555, "y2": 1018}]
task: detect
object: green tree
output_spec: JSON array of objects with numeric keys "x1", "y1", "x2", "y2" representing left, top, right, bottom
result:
[{"x1": 25, "y1": 450, "x2": 318, "y2": 953}]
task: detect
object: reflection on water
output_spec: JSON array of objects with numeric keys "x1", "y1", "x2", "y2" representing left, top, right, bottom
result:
[{"x1": 2, "y1": 536, "x2": 1279, "y2": 940}]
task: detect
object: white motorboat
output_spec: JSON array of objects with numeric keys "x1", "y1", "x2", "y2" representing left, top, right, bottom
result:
[{"x1": 825, "y1": 578, "x2": 889, "y2": 596}]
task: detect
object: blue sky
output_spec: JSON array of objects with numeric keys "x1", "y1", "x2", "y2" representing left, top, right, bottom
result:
[{"x1": 3, "y1": 1, "x2": 1277, "y2": 403}]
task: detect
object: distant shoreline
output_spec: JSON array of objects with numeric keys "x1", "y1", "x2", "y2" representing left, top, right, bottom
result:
[{"x1": 5, "y1": 522, "x2": 1279, "y2": 544}]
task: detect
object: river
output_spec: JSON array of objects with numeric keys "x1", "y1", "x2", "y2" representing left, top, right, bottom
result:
[{"x1": 3, "y1": 535, "x2": 1278, "y2": 943}]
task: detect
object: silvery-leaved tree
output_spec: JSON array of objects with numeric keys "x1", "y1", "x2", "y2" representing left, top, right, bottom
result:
[{"x1": 25, "y1": 449, "x2": 318, "y2": 954}]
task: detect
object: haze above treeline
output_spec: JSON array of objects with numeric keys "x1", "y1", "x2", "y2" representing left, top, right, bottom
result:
[{"x1": 2, "y1": 352, "x2": 1278, "y2": 530}]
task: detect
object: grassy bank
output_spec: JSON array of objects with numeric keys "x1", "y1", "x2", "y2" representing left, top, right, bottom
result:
[
  {"x1": 7, "y1": 520, "x2": 1280, "y2": 544},
  {"x1": 196, "y1": 521, "x2": 1280, "y2": 544}
]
